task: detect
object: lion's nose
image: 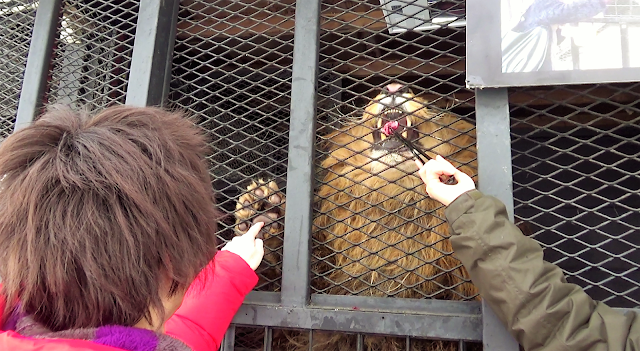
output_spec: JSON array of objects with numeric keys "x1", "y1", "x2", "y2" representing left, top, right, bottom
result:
[
  {"x1": 384, "y1": 83, "x2": 404, "y2": 94},
  {"x1": 381, "y1": 138, "x2": 403, "y2": 150}
]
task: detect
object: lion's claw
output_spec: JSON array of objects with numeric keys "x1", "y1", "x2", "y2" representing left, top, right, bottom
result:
[{"x1": 234, "y1": 179, "x2": 285, "y2": 238}]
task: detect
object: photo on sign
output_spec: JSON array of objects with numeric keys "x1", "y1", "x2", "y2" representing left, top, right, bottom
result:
[{"x1": 501, "y1": 0, "x2": 640, "y2": 73}]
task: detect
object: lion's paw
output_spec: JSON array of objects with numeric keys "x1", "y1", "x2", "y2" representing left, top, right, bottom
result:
[{"x1": 235, "y1": 179, "x2": 285, "y2": 239}]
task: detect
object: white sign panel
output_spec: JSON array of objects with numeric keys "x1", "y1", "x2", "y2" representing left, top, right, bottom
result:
[{"x1": 467, "y1": 0, "x2": 640, "y2": 88}]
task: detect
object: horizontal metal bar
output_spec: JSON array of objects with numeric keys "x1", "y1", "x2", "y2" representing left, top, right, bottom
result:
[
  {"x1": 244, "y1": 291, "x2": 281, "y2": 304},
  {"x1": 231, "y1": 304, "x2": 482, "y2": 341},
  {"x1": 243, "y1": 292, "x2": 481, "y2": 316},
  {"x1": 585, "y1": 17, "x2": 640, "y2": 23},
  {"x1": 310, "y1": 294, "x2": 481, "y2": 316}
]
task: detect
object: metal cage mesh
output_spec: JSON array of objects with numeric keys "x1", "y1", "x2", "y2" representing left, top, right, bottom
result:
[
  {"x1": 232, "y1": 326, "x2": 479, "y2": 351},
  {"x1": 167, "y1": 0, "x2": 297, "y2": 291},
  {"x1": 311, "y1": 0, "x2": 478, "y2": 301},
  {"x1": 510, "y1": 83, "x2": 640, "y2": 309},
  {"x1": 0, "y1": 1, "x2": 38, "y2": 139},
  {"x1": 169, "y1": 1, "x2": 480, "y2": 349},
  {"x1": 45, "y1": 0, "x2": 138, "y2": 111}
]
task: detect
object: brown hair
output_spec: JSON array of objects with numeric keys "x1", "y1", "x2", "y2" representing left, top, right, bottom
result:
[{"x1": 0, "y1": 105, "x2": 220, "y2": 331}]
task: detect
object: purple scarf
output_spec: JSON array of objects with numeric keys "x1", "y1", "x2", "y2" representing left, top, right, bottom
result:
[{"x1": 4, "y1": 310, "x2": 192, "y2": 351}]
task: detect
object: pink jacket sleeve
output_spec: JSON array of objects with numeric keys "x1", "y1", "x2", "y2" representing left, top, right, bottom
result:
[{"x1": 165, "y1": 251, "x2": 258, "y2": 351}]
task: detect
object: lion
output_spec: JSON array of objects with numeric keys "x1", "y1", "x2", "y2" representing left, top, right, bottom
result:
[{"x1": 234, "y1": 83, "x2": 480, "y2": 351}]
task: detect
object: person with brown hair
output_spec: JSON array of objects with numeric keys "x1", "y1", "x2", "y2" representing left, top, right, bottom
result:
[
  {"x1": 415, "y1": 155, "x2": 640, "y2": 351},
  {"x1": 0, "y1": 105, "x2": 264, "y2": 351}
]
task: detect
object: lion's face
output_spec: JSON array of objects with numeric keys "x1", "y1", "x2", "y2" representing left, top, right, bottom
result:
[{"x1": 351, "y1": 84, "x2": 441, "y2": 175}]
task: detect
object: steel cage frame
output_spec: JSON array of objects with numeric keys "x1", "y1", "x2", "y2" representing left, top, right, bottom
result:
[{"x1": 12, "y1": 0, "x2": 556, "y2": 350}]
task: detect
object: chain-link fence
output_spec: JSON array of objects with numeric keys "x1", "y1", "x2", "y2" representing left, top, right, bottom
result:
[
  {"x1": 0, "y1": 0, "x2": 38, "y2": 139},
  {"x1": 45, "y1": 0, "x2": 138, "y2": 111},
  {"x1": 510, "y1": 83, "x2": 640, "y2": 309}
]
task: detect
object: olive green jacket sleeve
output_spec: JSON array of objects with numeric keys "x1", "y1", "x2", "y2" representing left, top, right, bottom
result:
[{"x1": 445, "y1": 190, "x2": 640, "y2": 351}]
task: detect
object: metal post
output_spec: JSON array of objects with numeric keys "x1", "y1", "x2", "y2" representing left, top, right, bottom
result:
[
  {"x1": 125, "y1": 0, "x2": 179, "y2": 107},
  {"x1": 475, "y1": 88, "x2": 520, "y2": 351},
  {"x1": 280, "y1": 0, "x2": 320, "y2": 308},
  {"x1": 220, "y1": 325, "x2": 235, "y2": 351},
  {"x1": 620, "y1": 24, "x2": 630, "y2": 68},
  {"x1": 14, "y1": 0, "x2": 62, "y2": 131}
]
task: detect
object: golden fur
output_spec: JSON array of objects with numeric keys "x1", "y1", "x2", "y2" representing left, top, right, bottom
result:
[{"x1": 235, "y1": 88, "x2": 479, "y2": 351}]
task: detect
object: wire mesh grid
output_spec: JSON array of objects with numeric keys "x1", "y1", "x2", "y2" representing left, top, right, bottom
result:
[
  {"x1": 168, "y1": 0, "x2": 483, "y2": 349},
  {"x1": 510, "y1": 83, "x2": 640, "y2": 309},
  {"x1": 44, "y1": 0, "x2": 138, "y2": 111},
  {"x1": 310, "y1": 0, "x2": 479, "y2": 302},
  {"x1": 0, "y1": 0, "x2": 38, "y2": 139},
  {"x1": 167, "y1": 0, "x2": 299, "y2": 291},
  {"x1": 233, "y1": 327, "x2": 269, "y2": 351},
  {"x1": 233, "y1": 326, "x2": 480, "y2": 351}
]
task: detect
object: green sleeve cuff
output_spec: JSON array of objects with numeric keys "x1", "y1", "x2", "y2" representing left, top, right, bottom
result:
[{"x1": 444, "y1": 189, "x2": 484, "y2": 228}]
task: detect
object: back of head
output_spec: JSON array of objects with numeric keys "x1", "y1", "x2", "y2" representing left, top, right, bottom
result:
[{"x1": 0, "y1": 105, "x2": 220, "y2": 331}]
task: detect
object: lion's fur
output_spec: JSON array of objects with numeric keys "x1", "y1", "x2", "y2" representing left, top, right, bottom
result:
[
  {"x1": 238, "y1": 91, "x2": 480, "y2": 351},
  {"x1": 311, "y1": 93, "x2": 478, "y2": 302}
]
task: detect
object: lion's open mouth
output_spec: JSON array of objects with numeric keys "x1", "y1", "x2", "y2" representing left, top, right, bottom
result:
[{"x1": 372, "y1": 108, "x2": 420, "y2": 153}]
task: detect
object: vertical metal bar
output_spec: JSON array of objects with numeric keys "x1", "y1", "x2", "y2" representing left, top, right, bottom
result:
[
  {"x1": 475, "y1": 88, "x2": 519, "y2": 351},
  {"x1": 405, "y1": 336, "x2": 410, "y2": 351},
  {"x1": 14, "y1": 0, "x2": 63, "y2": 131},
  {"x1": 220, "y1": 325, "x2": 235, "y2": 351},
  {"x1": 280, "y1": 0, "x2": 320, "y2": 308},
  {"x1": 570, "y1": 37, "x2": 580, "y2": 70},
  {"x1": 308, "y1": 330, "x2": 314, "y2": 351},
  {"x1": 357, "y1": 334, "x2": 364, "y2": 351},
  {"x1": 125, "y1": 0, "x2": 179, "y2": 107},
  {"x1": 458, "y1": 340, "x2": 467, "y2": 351},
  {"x1": 264, "y1": 327, "x2": 273, "y2": 351},
  {"x1": 620, "y1": 24, "x2": 630, "y2": 68}
]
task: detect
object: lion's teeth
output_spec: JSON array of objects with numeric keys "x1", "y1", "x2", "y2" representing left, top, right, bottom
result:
[
  {"x1": 377, "y1": 118, "x2": 382, "y2": 128},
  {"x1": 381, "y1": 109, "x2": 403, "y2": 119},
  {"x1": 406, "y1": 116, "x2": 412, "y2": 127}
]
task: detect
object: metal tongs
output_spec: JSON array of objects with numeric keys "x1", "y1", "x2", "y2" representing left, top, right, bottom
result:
[{"x1": 391, "y1": 129, "x2": 458, "y2": 185}]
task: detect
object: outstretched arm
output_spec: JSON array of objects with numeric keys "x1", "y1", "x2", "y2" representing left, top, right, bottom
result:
[
  {"x1": 416, "y1": 156, "x2": 640, "y2": 351},
  {"x1": 165, "y1": 223, "x2": 265, "y2": 351},
  {"x1": 164, "y1": 251, "x2": 257, "y2": 351},
  {"x1": 446, "y1": 191, "x2": 640, "y2": 351}
]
